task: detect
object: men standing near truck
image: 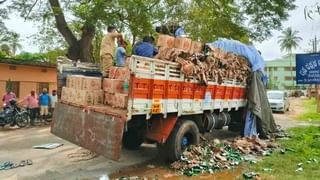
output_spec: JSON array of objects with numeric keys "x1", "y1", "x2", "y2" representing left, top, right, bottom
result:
[
  {"x1": 100, "y1": 26, "x2": 123, "y2": 77},
  {"x1": 2, "y1": 89, "x2": 16, "y2": 109},
  {"x1": 39, "y1": 88, "x2": 50, "y2": 124},
  {"x1": 50, "y1": 90, "x2": 58, "y2": 114}
]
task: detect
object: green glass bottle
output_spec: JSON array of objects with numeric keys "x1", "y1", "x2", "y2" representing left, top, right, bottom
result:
[{"x1": 123, "y1": 79, "x2": 129, "y2": 94}]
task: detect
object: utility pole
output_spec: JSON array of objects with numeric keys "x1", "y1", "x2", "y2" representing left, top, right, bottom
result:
[{"x1": 310, "y1": 36, "x2": 320, "y2": 113}]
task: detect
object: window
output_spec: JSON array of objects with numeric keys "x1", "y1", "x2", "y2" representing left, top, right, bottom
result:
[
  {"x1": 285, "y1": 76, "x2": 295, "y2": 81},
  {"x1": 284, "y1": 67, "x2": 291, "y2": 71},
  {"x1": 274, "y1": 76, "x2": 278, "y2": 81},
  {"x1": 273, "y1": 67, "x2": 278, "y2": 71},
  {"x1": 284, "y1": 67, "x2": 295, "y2": 71},
  {"x1": 37, "y1": 82, "x2": 49, "y2": 94},
  {"x1": 9, "y1": 65, "x2": 16, "y2": 70},
  {"x1": 5, "y1": 81, "x2": 20, "y2": 98}
]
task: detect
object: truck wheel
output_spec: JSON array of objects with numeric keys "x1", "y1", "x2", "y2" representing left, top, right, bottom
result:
[
  {"x1": 158, "y1": 120, "x2": 200, "y2": 162},
  {"x1": 122, "y1": 128, "x2": 143, "y2": 150}
]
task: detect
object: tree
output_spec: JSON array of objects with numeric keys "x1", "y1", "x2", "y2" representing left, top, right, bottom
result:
[
  {"x1": 278, "y1": 27, "x2": 302, "y2": 89},
  {"x1": 0, "y1": 44, "x2": 11, "y2": 56},
  {"x1": 6, "y1": 32, "x2": 22, "y2": 55},
  {"x1": 7, "y1": 0, "x2": 297, "y2": 62}
]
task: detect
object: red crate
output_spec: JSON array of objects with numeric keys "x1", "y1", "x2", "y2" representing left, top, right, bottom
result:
[
  {"x1": 205, "y1": 84, "x2": 216, "y2": 100},
  {"x1": 194, "y1": 84, "x2": 206, "y2": 99},
  {"x1": 232, "y1": 87, "x2": 241, "y2": 99},
  {"x1": 131, "y1": 77, "x2": 151, "y2": 99},
  {"x1": 150, "y1": 79, "x2": 166, "y2": 99},
  {"x1": 181, "y1": 82, "x2": 194, "y2": 99},
  {"x1": 224, "y1": 86, "x2": 234, "y2": 100},
  {"x1": 214, "y1": 85, "x2": 226, "y2": 99},
  {"x1": 168, "y1": 81, "x2": 181, "y2": 99}
]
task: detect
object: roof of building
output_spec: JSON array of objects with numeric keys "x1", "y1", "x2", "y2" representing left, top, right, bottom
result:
[
  {"x1": 266, "y1": 55, "x2": 296, "y2": 67},
  {"x1": 0, "y1": 58, "x2": 56, "y2": 68}
]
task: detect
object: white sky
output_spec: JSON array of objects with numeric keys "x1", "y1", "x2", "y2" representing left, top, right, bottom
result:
[{"x1": 3, "y1": 0, "x2": 320, "y2": 60}]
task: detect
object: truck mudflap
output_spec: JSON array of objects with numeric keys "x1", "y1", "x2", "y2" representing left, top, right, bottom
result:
[{"x1": 51, "y1": 103, "x2": 125, "y2": 160}]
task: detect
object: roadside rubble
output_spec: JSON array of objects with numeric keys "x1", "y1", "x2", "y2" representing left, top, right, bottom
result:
[
  {"x1": 0, "y1": 159, "x2": 33, "y2": 171},
  {"x1": 170, "y1": 137, "x2": 279, "y2": 176}
]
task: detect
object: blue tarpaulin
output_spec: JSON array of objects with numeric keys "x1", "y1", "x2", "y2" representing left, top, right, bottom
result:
[{"x1": 207, "y1": 38, "x2": 265, "y2": 72}]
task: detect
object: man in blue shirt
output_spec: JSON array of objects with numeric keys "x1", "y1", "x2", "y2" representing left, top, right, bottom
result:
[
  {"x1": 133, "y1": 36, "x2": 158, "y2": 58},
  {"x1": 115, "y1": 41, "x2": 127, "y2": 67},
  {"x1": 39, "y1": 88, "x2": 50, "y2": 124}
]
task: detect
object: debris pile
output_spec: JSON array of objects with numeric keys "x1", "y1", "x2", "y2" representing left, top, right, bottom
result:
[
  {"x1": 171, "y1": 137, "x2": 278, "y2": 176},
  {"x1": 155, "y1": 36, "x2": 251, "y2": 85}
]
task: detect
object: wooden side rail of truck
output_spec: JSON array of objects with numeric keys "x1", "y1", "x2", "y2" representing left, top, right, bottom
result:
[{"x1": 51, "y1": 55, "x2": 247, "y2": 161}]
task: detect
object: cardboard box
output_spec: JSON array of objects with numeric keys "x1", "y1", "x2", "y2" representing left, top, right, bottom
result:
[
  {"x1": 104, "y1": 92, "x2": 115, "y2": 105},
  {"x1": 103, "y1": 78, "x2": 124, "y2": 93},
  {"x1": 190, "y1": 41, "x2": 203, "y2": 53},
  {"x1": 108, "y1": 67, "x2": 130, "y2": 80},
  {"x1": 66, "y1": 75, "x2": 84, "y2": 89},
  {"x1": 83, "y1": 77, "x2": 102, "y2": 90},
  {"x1": 174, "y1": 38, "x2": 192, "y2": 52},
  {"x1": 157, "y1": 35, "x2": 175, "y2": 48},
  {"x1": 94, "y1": 90, "x2": 104, "y2": 105},
  {"x1": 115, "y1": 93, "x2": 128, "y2": 108}
]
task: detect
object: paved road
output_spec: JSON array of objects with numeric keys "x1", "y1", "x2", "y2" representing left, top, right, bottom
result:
[{"x1": 0, "y1": 126, "x2": 157, "y2": 180}]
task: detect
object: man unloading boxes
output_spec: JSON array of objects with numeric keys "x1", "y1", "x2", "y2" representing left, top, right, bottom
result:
[{"x1": 100, "y1": 26, "x2": 123, "y2": 77}]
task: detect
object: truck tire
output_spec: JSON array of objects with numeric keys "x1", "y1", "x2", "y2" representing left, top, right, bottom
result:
[
  {"x1": 122, "y1": 128, "x2": 143, "y2": 150},
  {"x1": 158, "y1": 120, "x2": 200, "y2": 162}
]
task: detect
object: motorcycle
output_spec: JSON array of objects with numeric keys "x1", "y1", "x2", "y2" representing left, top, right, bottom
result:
[{"x1": 0, "y1": 99, "x2": 29, "y2": 128}]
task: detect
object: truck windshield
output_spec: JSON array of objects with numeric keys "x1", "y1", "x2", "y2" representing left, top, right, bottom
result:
[{"x1": 267, "y1": 93, "x2": 283, "y2": 100}]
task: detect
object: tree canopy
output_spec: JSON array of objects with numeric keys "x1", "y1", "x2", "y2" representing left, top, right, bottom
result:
[
  {"x1": 4, "y1": 0, "x2": 297, "y2": 62},
  {"x1": 278, "y1": 27, "x2": 302, "y2": 54}
]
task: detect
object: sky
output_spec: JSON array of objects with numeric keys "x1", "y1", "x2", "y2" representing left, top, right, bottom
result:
[{"x1": 3, "y1": 0, "x2": 320, "y2": 60}]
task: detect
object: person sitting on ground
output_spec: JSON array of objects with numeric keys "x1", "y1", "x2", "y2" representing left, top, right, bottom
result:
[
  {"x1": 39, "y1": 88, "x2": 50, "y2": 124},
  {"x1": 2, "y1": 89, "x2": 16, "y2": 109},
  {"x1": 133, "y1": 36, "x2": 158, "y2": 58},
  {"x1": 21, "y1": 91, "x2": 39, "y2": 126},
  {"x1": 115, "y1": 41, "x2": 128, "y2": 67},
  {"x1": 50, "y1": 90, "x2": 58, "y2": 114},
  {"x1": 100, "y1": 26, "x2": 123, "y2": 77}
]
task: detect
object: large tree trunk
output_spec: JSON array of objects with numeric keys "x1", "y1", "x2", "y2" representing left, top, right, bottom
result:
[{"x1": 48, "y1": 0, "x2": 95, "y2": 62}]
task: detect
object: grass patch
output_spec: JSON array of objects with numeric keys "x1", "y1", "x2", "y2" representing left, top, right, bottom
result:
[
  {"x1": 296, "y1": 98, "x2": 320, "y2": 121},
  {"x1": 246, "y1": 126, "x2": 320, "y2": 180}
]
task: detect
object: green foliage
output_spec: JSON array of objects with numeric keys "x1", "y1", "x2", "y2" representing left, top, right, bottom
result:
[
  {"x1": 296, "y1": 98, "x2": 320, "y2": 121},
  {"x1": 14, "y1": 52, "x2": 45, "y2": 61},
  {"x1": 5, "y1": 0, "x2": 297, "y2": 61},
  {"x1": 11, "y1": 49, "x2": 65, "y2": 63},
  {"x1": 248, "y1": 126, "x2": 320, "y2": 180},
  {"x1": 278, "y1": 27, "x2": 303, "y2": 54}
]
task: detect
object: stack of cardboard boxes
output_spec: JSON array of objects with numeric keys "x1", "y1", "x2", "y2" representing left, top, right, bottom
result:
[
  {"x1": 103, "y1": 66, "x2": 130, "y2": 108},
  {"x1": 156, "y1": 35, "x2": 203, "y2": 55},
  {"x1": 61, "y1": 75, "x2": 104, "y2": 106}
]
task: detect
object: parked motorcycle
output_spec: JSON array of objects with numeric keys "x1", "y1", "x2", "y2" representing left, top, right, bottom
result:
[{"x1": 0, "y1": 99, "x2": 29, "y2": 128}]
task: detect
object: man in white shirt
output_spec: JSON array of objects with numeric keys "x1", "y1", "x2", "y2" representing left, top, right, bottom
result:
[{"x1": 50, "y1": 90, "x2": 58, "y2": 113}]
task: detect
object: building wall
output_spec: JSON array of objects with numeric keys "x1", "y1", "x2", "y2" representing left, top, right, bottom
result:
[
  {"x1": 265, "y1": 56, "x2": 302, "y2": 90},
  {"x1": 0, "y1": 63, "x2": 57, "y2": 107}
]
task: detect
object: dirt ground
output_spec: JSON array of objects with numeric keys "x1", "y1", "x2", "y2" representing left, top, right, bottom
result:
[{"x1": 0, "y1": 98, "x2": 311, "y2": 180}]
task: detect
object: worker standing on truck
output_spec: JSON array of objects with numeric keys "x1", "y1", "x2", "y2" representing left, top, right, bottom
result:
[
  {"x1": 156, "y1": 24, "x2": 186, "y2": 37},
  {"x1": 39, "y1": 88, "x2": 50, "y2": 124},
  {"x1": 100, "y1": 26, "x2": 123, "y2": 77},
  {"x1": 133, "y1": 36, "x2": 158, "y2": 58},
  {"x1": 115, "y1": 41, "x2": 127, "y2": 67}
]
